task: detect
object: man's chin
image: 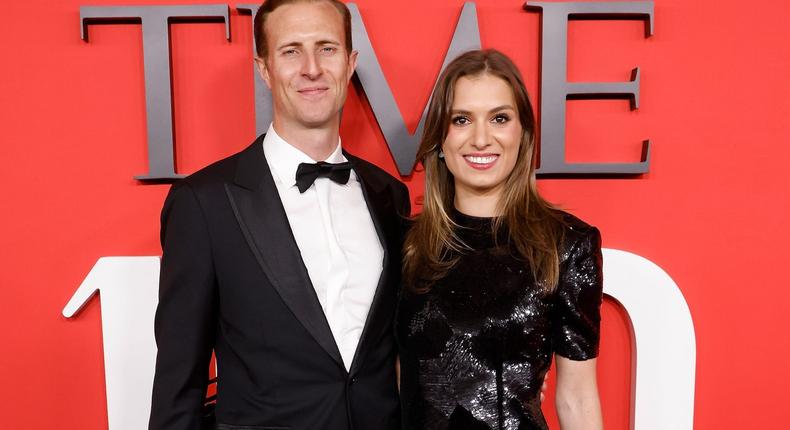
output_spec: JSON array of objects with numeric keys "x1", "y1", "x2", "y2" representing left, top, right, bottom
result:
[{"x1": 296, "y1": 113, "x2": 339, "y2": 129}]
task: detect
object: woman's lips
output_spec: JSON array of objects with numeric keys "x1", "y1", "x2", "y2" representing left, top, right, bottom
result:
[{"x1": 463, "y1": 154, "x2": 499, "y2": 170}]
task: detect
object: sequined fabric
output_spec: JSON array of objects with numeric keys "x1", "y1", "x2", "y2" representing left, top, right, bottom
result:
[{"x1": 397, "y1": 210, "x2": 603, "y2": 430}]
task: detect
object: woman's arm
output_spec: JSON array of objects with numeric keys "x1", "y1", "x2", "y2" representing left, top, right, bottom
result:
[
  {"x1": 555, "y1": 356, "x2": 603, "y2": 430},
  {"x1": 396, "y1": 356, "x2": 401, "y2": 392}
]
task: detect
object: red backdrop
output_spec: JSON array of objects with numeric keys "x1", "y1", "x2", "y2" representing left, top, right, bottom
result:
[{"x1": 2, "y1": 0, "x2": 789, "y2": 428}]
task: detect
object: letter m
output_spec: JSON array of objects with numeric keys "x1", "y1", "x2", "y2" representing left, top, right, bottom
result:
[{"x1": 349, "y1": 3, "x2": 481, "y2": 175}]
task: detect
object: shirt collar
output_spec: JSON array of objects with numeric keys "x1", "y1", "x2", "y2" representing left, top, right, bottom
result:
[{"x1": 262, "y1": 124, "x2": 349, "y2": 188}]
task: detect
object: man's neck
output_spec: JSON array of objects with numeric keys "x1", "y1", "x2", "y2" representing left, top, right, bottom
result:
[{"x1": 272, "y1": 120, "x2": 341, "y2": 162}]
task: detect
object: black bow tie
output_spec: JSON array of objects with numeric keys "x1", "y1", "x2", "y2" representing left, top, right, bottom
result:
[{"x1": 295, "y1": 161, "x2": 353, "y2": 193}]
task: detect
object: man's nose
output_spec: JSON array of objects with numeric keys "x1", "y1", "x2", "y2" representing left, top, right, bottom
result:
[{"x1": 301, "y1": 51, "x2": 322, "y2": 79}]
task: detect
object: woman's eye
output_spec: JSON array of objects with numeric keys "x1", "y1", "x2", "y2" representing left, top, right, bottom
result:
[
  {"x1": 451, "y1": 116, "x2": 470, "y2": 126},
  {"x1": 492, "y1": 114, "x2": 510, "y2": 124}
]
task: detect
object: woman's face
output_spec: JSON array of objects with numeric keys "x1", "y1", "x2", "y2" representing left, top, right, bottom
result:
[{"x1": 442, "y1": 73, "x2": 523, "y2": 203}]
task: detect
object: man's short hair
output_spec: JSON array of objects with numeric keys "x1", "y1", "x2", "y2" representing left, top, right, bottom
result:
[{"x1": 253, "y1": 0, "x2": 353, "y2": 60}]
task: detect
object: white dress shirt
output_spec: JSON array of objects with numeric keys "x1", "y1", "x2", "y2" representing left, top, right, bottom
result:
[{"x1": 262, "y1": 125, "x2": 384, "y2": 371}]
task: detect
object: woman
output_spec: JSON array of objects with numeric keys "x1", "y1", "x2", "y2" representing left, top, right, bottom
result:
[{"x1": 397, "y1": 49, "x2": 604, "y2": 430}]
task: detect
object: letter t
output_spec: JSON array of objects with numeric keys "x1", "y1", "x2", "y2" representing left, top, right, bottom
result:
[{"x1": 81, "y1": 5, "x2": 230, "y2": 180}]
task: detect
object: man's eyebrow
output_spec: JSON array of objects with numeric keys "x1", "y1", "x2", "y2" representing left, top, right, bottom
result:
[
  {"x1": 276, "y1": 41, "x2": 303, "y2": 51},
  {"x1": 276, "y1": 39, "x2": 341, "y2": 51}
]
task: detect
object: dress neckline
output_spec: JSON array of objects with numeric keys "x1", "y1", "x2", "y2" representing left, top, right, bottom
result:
[
  {"x1": 450, "y1": 208, "x2": 509, "y2": 250},
  {"x1": 451, "y1": 207, "x2": 495, "y2": 227}
]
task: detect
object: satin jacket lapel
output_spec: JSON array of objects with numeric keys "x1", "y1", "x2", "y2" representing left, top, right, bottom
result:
[
  {"x1": 346, "y1": 154, "x2": 397, "y2": 376},
  {"x1": 224, "y1": 138, "x2": 344, "y2": 369}
]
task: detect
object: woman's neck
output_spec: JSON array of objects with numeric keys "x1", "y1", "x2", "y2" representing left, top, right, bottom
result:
[{"x1": 453, "y1": 186, "x2": 503, "y2": 217}]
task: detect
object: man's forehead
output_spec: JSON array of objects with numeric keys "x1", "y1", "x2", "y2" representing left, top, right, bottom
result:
[{"x1": 266, "y1": 1, "x2": 344, "y2": 35}]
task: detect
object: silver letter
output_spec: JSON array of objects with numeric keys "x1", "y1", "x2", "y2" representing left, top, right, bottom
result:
[
  {"x1": 350, "y1": 3, "x2": 481, "y2": 175},
  {"x1": 525, "y1": 1, "x2": 654, "y2": 175},
  {"x1": 236, "y1": 4, "x2": 273, "y2": 138},
  {"x1": 81, "y1": 5, "x2": 231, "y2": 180}
]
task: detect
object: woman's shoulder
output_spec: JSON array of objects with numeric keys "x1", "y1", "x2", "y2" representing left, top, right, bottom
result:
[
  {"x1": 554, "y1": 209, "x2": 596, "y2": 234},
  {"x1": 551, "y1": 209, "x2": 601, "y2": 258}
]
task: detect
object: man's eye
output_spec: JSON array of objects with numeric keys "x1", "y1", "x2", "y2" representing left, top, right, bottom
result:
[
  {"x1": 282, "y1": 49, "x2": 298, "y2": 56},
  {"x1": 492, "y1": 114, "x2": 510, "y2": 124},
  {"x1": 451, "y1": 116, "x2": 470, "y2": 126},
  {"x1": 320, "y1": 46, "x2": 337, "y2": 54}
]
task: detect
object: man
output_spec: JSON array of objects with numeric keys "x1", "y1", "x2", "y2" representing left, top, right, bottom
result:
[{"x1": 148, "y1": 1, "x2": 410, "y2": 429}]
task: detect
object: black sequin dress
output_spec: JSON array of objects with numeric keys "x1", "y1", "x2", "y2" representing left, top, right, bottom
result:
[{"x1": 396, "y1": 210, "x2": 603, "y2": 430}]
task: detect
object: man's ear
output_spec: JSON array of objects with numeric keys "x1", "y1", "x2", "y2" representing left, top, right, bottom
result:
[
  {"x1": 346, "y1": 50, "x2": 359, "y2": 81},
  {"x1": 254, "y1": 56, "x2": 272, "y2": 89}
]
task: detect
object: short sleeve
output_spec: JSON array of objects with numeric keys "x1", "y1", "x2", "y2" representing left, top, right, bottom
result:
[{"x1": 552, "y1": 227, "x2": 603, "y2": 361}]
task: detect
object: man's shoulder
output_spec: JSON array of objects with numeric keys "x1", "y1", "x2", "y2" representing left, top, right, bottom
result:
[
  {"x1": 346, "y1": 153, "x2": 405, "y2": 190},
  {"x1": 346, "y1": 153, "x2": 411, "y2": 217},
  {"x1": 178, "y1": 135, "x2": 264, "y2": 191}
]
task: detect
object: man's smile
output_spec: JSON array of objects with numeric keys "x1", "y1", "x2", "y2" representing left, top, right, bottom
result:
[{"x1": 297, "y1": 86, "x2": 330, "y2": 98}]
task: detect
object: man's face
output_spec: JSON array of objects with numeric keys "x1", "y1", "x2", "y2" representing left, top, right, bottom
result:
[{"x1": 256, "y1": 1, "x2": 357, "y2": 132}]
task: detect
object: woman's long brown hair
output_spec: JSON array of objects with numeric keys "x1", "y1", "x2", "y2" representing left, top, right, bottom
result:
[{"x1": 403, "y1": 49, "x2": 566, "y2": 293}]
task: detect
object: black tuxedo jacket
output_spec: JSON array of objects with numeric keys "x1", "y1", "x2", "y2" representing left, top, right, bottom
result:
[{"x1": 149, "y1": 135, "x2": 410, "y2": 430}]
